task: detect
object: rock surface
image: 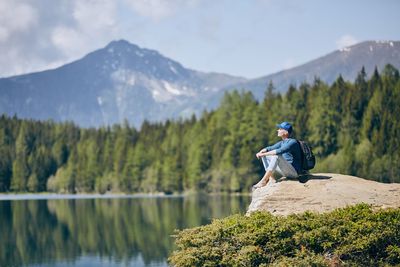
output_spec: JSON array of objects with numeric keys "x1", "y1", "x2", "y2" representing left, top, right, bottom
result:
[{"x1": 247, "y1": 173, "x2": 400, "y2": 216}]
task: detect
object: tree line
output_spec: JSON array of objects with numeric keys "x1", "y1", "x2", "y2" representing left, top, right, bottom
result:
[{"x1": 0, "y1": 64, "x2": 399, "y2": 193}]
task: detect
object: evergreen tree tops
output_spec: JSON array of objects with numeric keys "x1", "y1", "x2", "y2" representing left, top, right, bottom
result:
[{"x1": 0, "y1": 64, "x2": 399, "y2": 193}]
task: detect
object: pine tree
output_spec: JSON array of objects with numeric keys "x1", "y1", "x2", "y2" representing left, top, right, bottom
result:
[
  {"x1": 308, "y1": 80, "x2": 339, "y2": 157},
  {"x1": 64, "y1": 149, "x2": 78, "y2": 193},
  {"x1": 52, "y1": 140, "x2": 68, "y2": 167},
  {"x1": 0, "y1": 126, "x2": 12, "y2": 191},
  {"x1": 185, "y1": 120, "x2": 210, "y2": 190},
  {"x1": 83, "y1": 138, "x2": 100, "y2": 191},
  {"x1": 294, "y1": 83, "x2": 310, "y2": 139},
  {"x1": 11, "y1": 158, "x2": 29, "y2": 191},
  {"x1": 160, "y1": 122, "x2": 183, "y2": 193},
  {"x1": 27, "y1": 173, "x2": 39, "y2": 192},
  {"x1": 10, "y1": 122, "x2": 32, "y2": 191},
  {"x1": 361, "y1": 70, "x2": 385, "y2": 155}
]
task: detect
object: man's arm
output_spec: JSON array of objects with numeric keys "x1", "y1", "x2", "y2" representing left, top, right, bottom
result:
[
  {"x1": 275, "y1": 139, "x2": 296, "y2": 155},
  {"x1": 265, "y1": 142, "x2": 281, "y2": 152},
  {"x1": 258, "y1": 150, "x2": 277, "y2": 157},
  {"x1": 256, "y1": 141, "x2": 281, "y2": 158}
]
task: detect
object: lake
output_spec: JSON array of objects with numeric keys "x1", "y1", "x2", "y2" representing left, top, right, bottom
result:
[{"x1": 0, "y1": 194, "x2": 251, "y2": 267}]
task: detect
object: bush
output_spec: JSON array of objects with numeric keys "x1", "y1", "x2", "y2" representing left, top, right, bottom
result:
[{"x1": 169, "y1": 204, "x2": 400, "y2": 266}]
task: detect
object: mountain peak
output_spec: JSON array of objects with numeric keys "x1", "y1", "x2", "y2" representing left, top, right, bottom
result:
[
  {"x1": 105, "y1": 39, "x2": 139, "y2": 52},
  {"x1": 104, "y1": 39, "x2": 160, "y2": 58},
  {"x1": 339, "y1": 40, "x2": 400, "y2": 52},
  {"x1": 77, "y1": 39, "x2": 187, "y2": 82}
]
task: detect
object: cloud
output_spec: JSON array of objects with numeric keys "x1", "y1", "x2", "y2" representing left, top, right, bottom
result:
[
  {"x1": 0, "y1": 0, "x2": 214, "y2": 78},
  {"x1": 0, "y1": 1, "x2": 38, "y2": 43},
  {"x1": 282, "y1": 58, "x2": 296, "y2": 70},
  {"x1": 51, "y1": 0, "x2": 118, "y2": 57},
  {"x1": 124, "y1": 0, "x2": 199, "y2": 21},
  {"x1": 51, "y1": 26, "x2": 86, "y2": 57},
  {"x1": 0, "y1": 0, "x2": 121, "y2": 77},
  {"x1": 336, "y1": 34, "x2": 358, "y2": 49},
  {"x1": 73, "y1": 0, "x2": 117, "y2": 32},
  {"x1": 0, "y1": 0, "x2": 205, "y2": 78}
]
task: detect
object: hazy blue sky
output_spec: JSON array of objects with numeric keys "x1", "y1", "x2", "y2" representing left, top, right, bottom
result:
[{"x1": 1, "y1": 0, "x2": 399, "y2": 78}]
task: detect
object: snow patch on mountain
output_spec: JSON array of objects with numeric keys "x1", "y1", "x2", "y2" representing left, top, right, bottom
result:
[
  {"x1": 148, "y1": 79, "x2": 171, "y2": 102},
  {"x1": 163, "y1": 81, "x2": 182, "y2": 95},
  {"x1": 111, "y1": 69, "x2": 136, "y2": 86},
  {"x1": 168, "y1": 62, "x2": 178, "y2": 75}
]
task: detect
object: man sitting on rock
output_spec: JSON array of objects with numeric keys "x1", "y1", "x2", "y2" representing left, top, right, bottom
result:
[{"x1": 253, "y1": 122, "x2": 302, "y2": 189}]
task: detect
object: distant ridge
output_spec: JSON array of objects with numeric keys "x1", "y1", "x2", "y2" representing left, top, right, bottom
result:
[
  {"x1": 0, "y1": 40, "x2": 399, "y2": 127},
  {"x1": 224, "y1": 40, "x2": 400, "y2": 100}
]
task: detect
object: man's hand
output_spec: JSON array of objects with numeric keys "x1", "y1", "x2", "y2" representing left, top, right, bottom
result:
[
  {"x1": 256, "y1": 150, "x2": 266, "y2": 159},
  {"x1": 256, "y1": 149, "x2": 276, "y2": 158}
]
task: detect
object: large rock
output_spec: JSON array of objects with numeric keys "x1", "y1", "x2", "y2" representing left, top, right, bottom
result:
[{"x1": 247, "y1": 173, "x2": 400, "y2": 216}]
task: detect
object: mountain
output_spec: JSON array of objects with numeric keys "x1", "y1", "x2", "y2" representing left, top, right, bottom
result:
[
  {"x1": 224, "y1": 41, "x2": 400, "y2": 100},
  {"x1": 0, "y1": 40, "x2": 399, "y2": 128},
  {"x1": 0, "y1": 40, "x2": 246, "y2": 128}
]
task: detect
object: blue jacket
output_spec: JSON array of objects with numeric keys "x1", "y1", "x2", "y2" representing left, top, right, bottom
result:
[{"x1": 264, "y1": 138, "x2": 302, "y2": 174}]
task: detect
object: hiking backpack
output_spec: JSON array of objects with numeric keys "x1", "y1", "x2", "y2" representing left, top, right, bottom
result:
[{"x1": 297, "y1": 140, "x2": 316, "y2": 171}]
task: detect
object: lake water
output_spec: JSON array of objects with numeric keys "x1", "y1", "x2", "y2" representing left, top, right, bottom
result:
[{"x1": 0, "y1": 194, "x2": 251, "y2": 267}]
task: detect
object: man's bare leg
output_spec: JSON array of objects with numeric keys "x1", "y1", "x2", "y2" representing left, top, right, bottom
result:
[{"x1": 253, "y1": 170, "x2": 273, "y2": 189}]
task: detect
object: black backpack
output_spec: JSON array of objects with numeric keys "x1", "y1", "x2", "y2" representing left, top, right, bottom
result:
[{"x1": 297, "y1": 140, "x2": 316, "y2": 171}]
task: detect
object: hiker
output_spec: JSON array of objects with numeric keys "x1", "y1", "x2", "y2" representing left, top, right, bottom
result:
[{"x1": 253, "y1": 122, "x2": 302, "y2": 189}]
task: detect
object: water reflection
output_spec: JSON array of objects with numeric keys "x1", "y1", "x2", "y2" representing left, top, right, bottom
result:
[{"x1": 0, "y1": 195, "x2": 250, "y2": 267}]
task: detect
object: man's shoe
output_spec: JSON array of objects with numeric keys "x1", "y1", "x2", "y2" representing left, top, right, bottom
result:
[
  {"x1": 298, "y1": 174, "x2": 309, "y2": 183},
  {"x1": 252, "y1": 180, "x2": 268, "y2": 189}
]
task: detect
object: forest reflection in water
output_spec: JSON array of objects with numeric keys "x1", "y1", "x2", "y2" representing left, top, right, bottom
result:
[{"x1": 0, "y1": 194, "x2": 250, "y2": 267}]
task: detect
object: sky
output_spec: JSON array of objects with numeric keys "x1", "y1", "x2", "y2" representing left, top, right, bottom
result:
[{"x1": 0, "y1": 0, "x2": 399, "y2": 79}]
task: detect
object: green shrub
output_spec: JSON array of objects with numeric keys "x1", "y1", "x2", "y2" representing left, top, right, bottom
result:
[{"x1": 169, "y1": 204, "x2": 400, "y2": 266}]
